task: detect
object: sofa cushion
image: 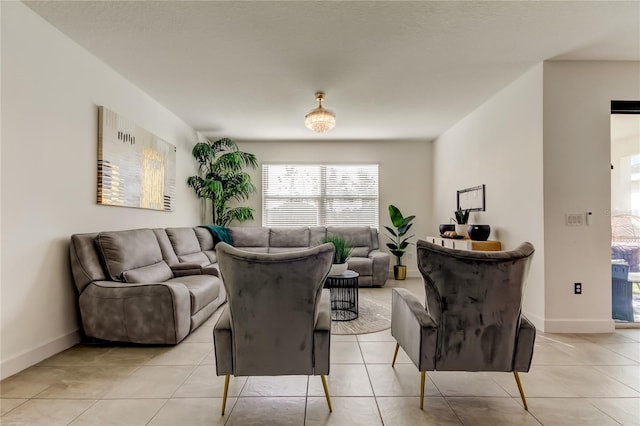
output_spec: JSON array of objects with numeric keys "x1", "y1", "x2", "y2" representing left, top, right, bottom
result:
[
  {"x1": 179, "y1": 251, "x2": 211, "y2": 266},
  {"x1": 230, "y1": 227, "x2": 270, "y2": 248},
  {"x1": 122, "y1": 261, "x2": 174, "y2": 283},
  {"x1": 346, "y1": 257, "x2": 373, "y2": 277},
  {"x1": 194, "y1": 227, "x2": 215, "y2": 250},
  {"x1": 166, "y1": 228, "x2": 201, "y2": 256},
  {"x1": 167, "y1": 274, "x2": 221, "y2": 314},
  {"x1": 327, "y1": 226, "x2": 372, "y2": 257},
  {"x1": 270, "y1": 227, "x2": 310, "y2": 247},
  {"x1": 97, "y1": 229, "x2": 165, "y2": 281}
]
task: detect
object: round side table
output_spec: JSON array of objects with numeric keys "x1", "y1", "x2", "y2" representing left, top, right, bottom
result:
[{"x1": 324, "y1": 270, "x2": 359, "y2": 321}]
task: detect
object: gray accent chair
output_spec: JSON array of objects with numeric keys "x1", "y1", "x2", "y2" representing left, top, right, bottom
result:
[
  {"x1": 391, "y1": 240, "x2": 536, "y2": 410},
  {"x1": 213, "y1": 242, "x2": 335, "y2": 415}
]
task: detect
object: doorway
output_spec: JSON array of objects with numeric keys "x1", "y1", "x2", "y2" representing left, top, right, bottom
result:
[{"x1": 611, "y1": 101, "x2": 640, "y2": 325}]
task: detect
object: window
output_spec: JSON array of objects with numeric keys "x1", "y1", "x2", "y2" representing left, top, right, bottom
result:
[{"x1": 262, "y1": 164, "x2": 379, "y2": 227}]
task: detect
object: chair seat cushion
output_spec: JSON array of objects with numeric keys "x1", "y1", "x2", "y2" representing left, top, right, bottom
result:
[{"x1": 167, "y1": 275, "x2": 221, "y2": 314}]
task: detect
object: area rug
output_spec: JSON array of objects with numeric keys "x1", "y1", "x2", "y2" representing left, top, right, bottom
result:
[{"x1": 331, "y1": 294, "x2": 391, "y2": 335}]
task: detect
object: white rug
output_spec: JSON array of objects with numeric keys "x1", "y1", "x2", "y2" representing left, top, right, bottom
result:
[{"x1": 331, "y1": 294, "x2": 391, "y2": 335}]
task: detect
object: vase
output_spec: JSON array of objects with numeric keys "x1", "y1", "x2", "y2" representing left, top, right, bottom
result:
[
  {"x1": 455, "y1": 224, "x2": 469, "y2": 238},
  {"x1": 468, "y1": 224, "x2": 491, "y2": 241},
  {"x1": 394, "y1": 265, "x2": 407, "y2": 280},
  {"x1": 329, "y1": 262, "x2": 348, "y2": 276}
]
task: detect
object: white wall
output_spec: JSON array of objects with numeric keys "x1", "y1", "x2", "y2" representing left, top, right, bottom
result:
[
  {"x1": 543, "y1": 61, "x2": 640, "y2": 332},
  {"x1": 236, "y1": 139, "x2": 433, "y2": 276},
  {"x1": 1, "y1": 2, "x2": 202, "y2": 378},
  {"x1": 432, "y1": 65, "x2": 546, "y2": 327}
]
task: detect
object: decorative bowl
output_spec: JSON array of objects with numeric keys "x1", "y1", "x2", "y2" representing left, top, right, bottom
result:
[
  {"x1": 467, "y1": 225, "x2": 491, "y2": 241},
  {"x1": 439, "y1": 224, "x2": 455, "y2": 235}
]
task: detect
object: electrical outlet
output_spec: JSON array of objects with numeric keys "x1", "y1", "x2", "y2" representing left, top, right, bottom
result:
[{"x1": 574, "y1": 282, "x2": 582, "y2": 294}]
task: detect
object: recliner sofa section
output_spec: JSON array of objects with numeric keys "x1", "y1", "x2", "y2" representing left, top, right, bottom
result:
[{"x1": 70, "y1": 228, "x2": 226, "y2": 344}]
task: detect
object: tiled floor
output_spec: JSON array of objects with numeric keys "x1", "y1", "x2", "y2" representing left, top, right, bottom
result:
[{"x1": 1, "y1": 278, "x2": 639, "y2": 425}]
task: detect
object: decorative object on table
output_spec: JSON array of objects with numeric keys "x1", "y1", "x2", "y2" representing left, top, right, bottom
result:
[
  {"x1": 457, "y1": 184, "x2": 485, "y2": 212},
  {"x1": 97, "y1": 106, "x2": 176, "y2": 211},
  {"x1": 439, "y1": 224, "x2": 455, "y2": 235},
  {"x1": 305, "y1": 91, "x2": 336, "y2": 133},
  {"x1": 467, "y1": 224, "x2": 491, "y2": 241},
  {"x1": 453, "y1": 208, "x2": 470, "y2": 238},
  {"x1": 385, "y1": 204, "x2": 416, "y2": 280},
  {"x1": 187, "y1": 137, "x2": 258, "y2": 225},
  {"x1": 321, "y1": 236, "x2": 353, "y2": 276}
]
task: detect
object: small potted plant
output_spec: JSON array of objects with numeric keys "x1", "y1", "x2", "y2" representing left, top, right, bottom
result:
[
  {"x1": 321, "y1": 236, "x2": 352, "y2": 276},
  {"x1": 385, "y1": 204, "x2": 415, "y2": 280},
  {"x1": 454, "y1": 208, "x2": 470, "y2": 238}
]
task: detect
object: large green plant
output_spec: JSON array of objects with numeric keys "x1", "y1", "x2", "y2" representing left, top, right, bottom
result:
[
  {"x1": 321, "y1": 236, "x2": 353, "y2": 264},
  {"x1": 384, "y1": 204, "x2": 416, "y2": 266},
  {"x1": 187, "y1": 137, "x2": 258, "y2": 226}
]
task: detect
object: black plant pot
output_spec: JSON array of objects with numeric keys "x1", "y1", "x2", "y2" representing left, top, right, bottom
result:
[
  {"x1": 439, "y1": 224, "x2": 455, "y2": 235},
  {"x1": 467, "y1": 225, "x2": 491, "y2": 241}
]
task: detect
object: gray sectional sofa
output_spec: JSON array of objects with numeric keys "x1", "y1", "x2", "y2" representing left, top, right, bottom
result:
[{"x1": 70, "y1": 225, "x2": 389, "y2": 345}]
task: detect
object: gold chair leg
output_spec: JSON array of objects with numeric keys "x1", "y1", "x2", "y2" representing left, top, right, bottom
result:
[
  {"x1": 321, "y1": 375, "x2": 333, "y2": 413},
  {"x1": 221, "y1": 375, "x2": 230, "y2": 415},
  {"x1": 420, "y1": 371, "x2": 426, "y2": 410},
  {"x1": 513, "y1": 372, "x2": 528, "y2": 411},
  {"x1": 392, "y1": 342, "x2": 400, "y2": 367}
]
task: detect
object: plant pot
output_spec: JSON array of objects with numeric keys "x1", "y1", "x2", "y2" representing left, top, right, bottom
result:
[
  {"x1": 394, "y1": 265, "x2": 407, "y2": 280},
  {"x1": 467, "y1": 224, "x2": 491, "y2": 241},
  {"x1": 455, "y1": 224, "x2": 469, "y2": 238},
  {"x1": 329, "y1": 263, "x2": 348, "y2": 276}
]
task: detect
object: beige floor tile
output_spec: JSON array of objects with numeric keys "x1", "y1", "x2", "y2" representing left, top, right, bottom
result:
[
  {"x1": 377, "y1": 396, "x2": 462, "y2": 426},
  {"x1": 0, "y1": 398, "x2": 27, "y2": 416},
  {"x1": 555, "y1": 342, "x2": 638, "y2": 365},
  {"x1": 0, "y1": 398, "x2": 96, "y2": 426},
  {"x1": 429, "y1": 371, "x2": 511, "y2": 397},
  {"x1": 37, "y1": 345, "x2": 114, "y2": 367},
  {"x1": 446, "y1": 397, "x2": 541, "y2": 425},
  {"x1": 103, "y1": 365, "x2": 194, "y2": 399},
  {"x1": 175, "y1": 369, "x2": 247, "y2": 398},
  {"x1": 0, "y1": 366, "x2": 68, "y2": 398},
  {"x1": 308, "y1": 365, "x2": 373, "y2": 397},
  {"x1": 588, "y1": 397, "x2": 640, "y2": 426},
  {"x1": 527, "y1": 397, "x2": 622, "y2": 425},
  {"x1": 544, "y1": 365, "x2": 640, "y2": 397},
  {"x1": 330, "y1": 341, "x2": 364, "y2": 364},
  {"x1": 580, "y1": 332, "x2": 637, "y2": 344},
  {"x1": 594, "y1": 365, "x2": 640, "y2": 392},
  {"x1": 34, "y1": 365, "x2": 137, "y2": 399},
  {"x1": 148, "y1": 397, "x2": 235, "y2": 425},
  {"x1": 224, "y1": 397, "x2": 306, "y2": 425},
  {"x1": 367, "y1": 364, "x2": 440, "y2": 397},
  {"x1": 305, "y1": 397, "x2": 382, "y2": 425},
  {"x1": 360, "y1": 341, "x2": 411, "y2": 364},
  {"x1": 182, "y1": 324, "x2": 214, "y2": 343},
  {"x1": 200, "y1": 347, "x2": 217, "y2": 365},
  {"x1": 331, "y1": 334, "x2": 357, "y2": 342},
  {"x1": 617, "y1": 329, "x2": 640, "y2": 342},
  {"x1": 240, "y1": 375, "x2": 308, "y2": 397},
  {"x1": 89, "y1": 345, "x2": 166, "y2": 365},
  {"x1": 531, "y1": 343, "x2": 587, "y2": 365},
  {"x1": 489, "y1": 369, "x2": 579, "y2": 398},
  {"x1": 537, "y1": 333, "x2": 591, "y2": 345},
  {"x1": 602, "y1": 342, "x2": 640, "y2": 363},
  {"x1": 145, "y1": 342, "x2": 212, "y2": 365},
  {"x1": 69, "y1": 399, "x2": 166, "y2": 426},
  {"x1": 356, "y1": 328, "x2": 394, "y2": 342}
]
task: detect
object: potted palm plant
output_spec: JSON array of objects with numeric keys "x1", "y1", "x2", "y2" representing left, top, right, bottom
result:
[
  {"x1": 385, "y1": 204, "x2": 415, "y2": 280},
  {"x1": 321, "y1": 236, "x2": 352, "y2": 276},
  {"x1": 187, "y1": 137, "x2": 258, "y2": 226}
]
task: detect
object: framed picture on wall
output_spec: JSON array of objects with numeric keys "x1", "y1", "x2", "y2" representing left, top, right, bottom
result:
[{"x1": 457, "y1": 184, "x2": 485, "y2": 211}]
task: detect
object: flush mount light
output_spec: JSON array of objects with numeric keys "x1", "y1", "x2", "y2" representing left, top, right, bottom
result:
[{"x1": 305, "y1": 92, "x2": 336, "y2": 133}]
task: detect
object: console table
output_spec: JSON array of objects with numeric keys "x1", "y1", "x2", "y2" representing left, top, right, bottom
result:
[
  {"x1": 324, "y1": 270, "x2": 359, "y2": 321},
  {"x1": 425, "y1": 236, "x2": 502, "y2": 251}
]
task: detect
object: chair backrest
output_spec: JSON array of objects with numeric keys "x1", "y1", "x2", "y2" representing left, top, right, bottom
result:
[
  {"x1": 216, "y1": 242, "x2": 334, "y2": 376},
  {"x1": 416, "y1": 240, "x2": 534, "y2": 372}
]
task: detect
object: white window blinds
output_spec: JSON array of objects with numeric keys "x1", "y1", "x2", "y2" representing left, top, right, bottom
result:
[{"x1": 262, "y1": 164, "x2": 379, "y2": 227}]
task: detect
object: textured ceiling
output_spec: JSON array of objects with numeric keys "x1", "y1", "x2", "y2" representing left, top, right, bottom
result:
[{"x1": 25, "y1": 1, "x2": 640, "y2": 141}]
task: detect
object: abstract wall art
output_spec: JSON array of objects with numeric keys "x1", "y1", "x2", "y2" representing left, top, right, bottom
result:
[{"x1": 97, "y1": 106, "x2": 176, "y2": 211}]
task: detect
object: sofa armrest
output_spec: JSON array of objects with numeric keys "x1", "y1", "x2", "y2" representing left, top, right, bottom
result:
[
  {"x1": 391, "y1": 288, "x2": 438, "y2": 371},
  {"x1": 368, "y1": 250, "x2": 391, "y2": 286},
  {"x1": 78, "y1": 280, "x2": 191, "y2": 344},
  {"x1": 314, "y1": 289, "x2": 331, "y2": 375},
  {"x1": 170, "y1": 263, "x2": 219, "y2": 277},
  {"x1": 513, "y1": 315, "x2": 536, "y2": 372}
]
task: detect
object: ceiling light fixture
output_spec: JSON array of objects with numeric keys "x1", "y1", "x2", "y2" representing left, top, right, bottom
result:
[{"x1": 305, "y1": 92, "x2": 336, "y2": 133}]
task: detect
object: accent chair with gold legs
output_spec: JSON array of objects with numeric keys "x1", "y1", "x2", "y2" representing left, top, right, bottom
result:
[
  {"x1": 213, "y1": 242, "x2": 335, "y2": 415},
  {"x1": 391, "y1": 240, "x2": 536, "y2": 410}
]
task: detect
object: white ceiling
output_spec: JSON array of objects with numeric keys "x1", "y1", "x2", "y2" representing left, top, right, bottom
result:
[{"x1": 24, "y1": 1, "x2": 640, "y2": 141}]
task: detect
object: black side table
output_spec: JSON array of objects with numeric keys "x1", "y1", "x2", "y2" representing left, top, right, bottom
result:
[{"x1": 324, "y1": 270, "x2": 359, "y2": 321}]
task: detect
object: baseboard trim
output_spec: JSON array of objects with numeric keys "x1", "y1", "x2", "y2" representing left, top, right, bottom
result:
[
  {"x1": 1, "y1": 329, "x2": 81, "y2": 380},
  {"x1": 541, "y1": 318, "x2": 615, "y2": 333}
]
